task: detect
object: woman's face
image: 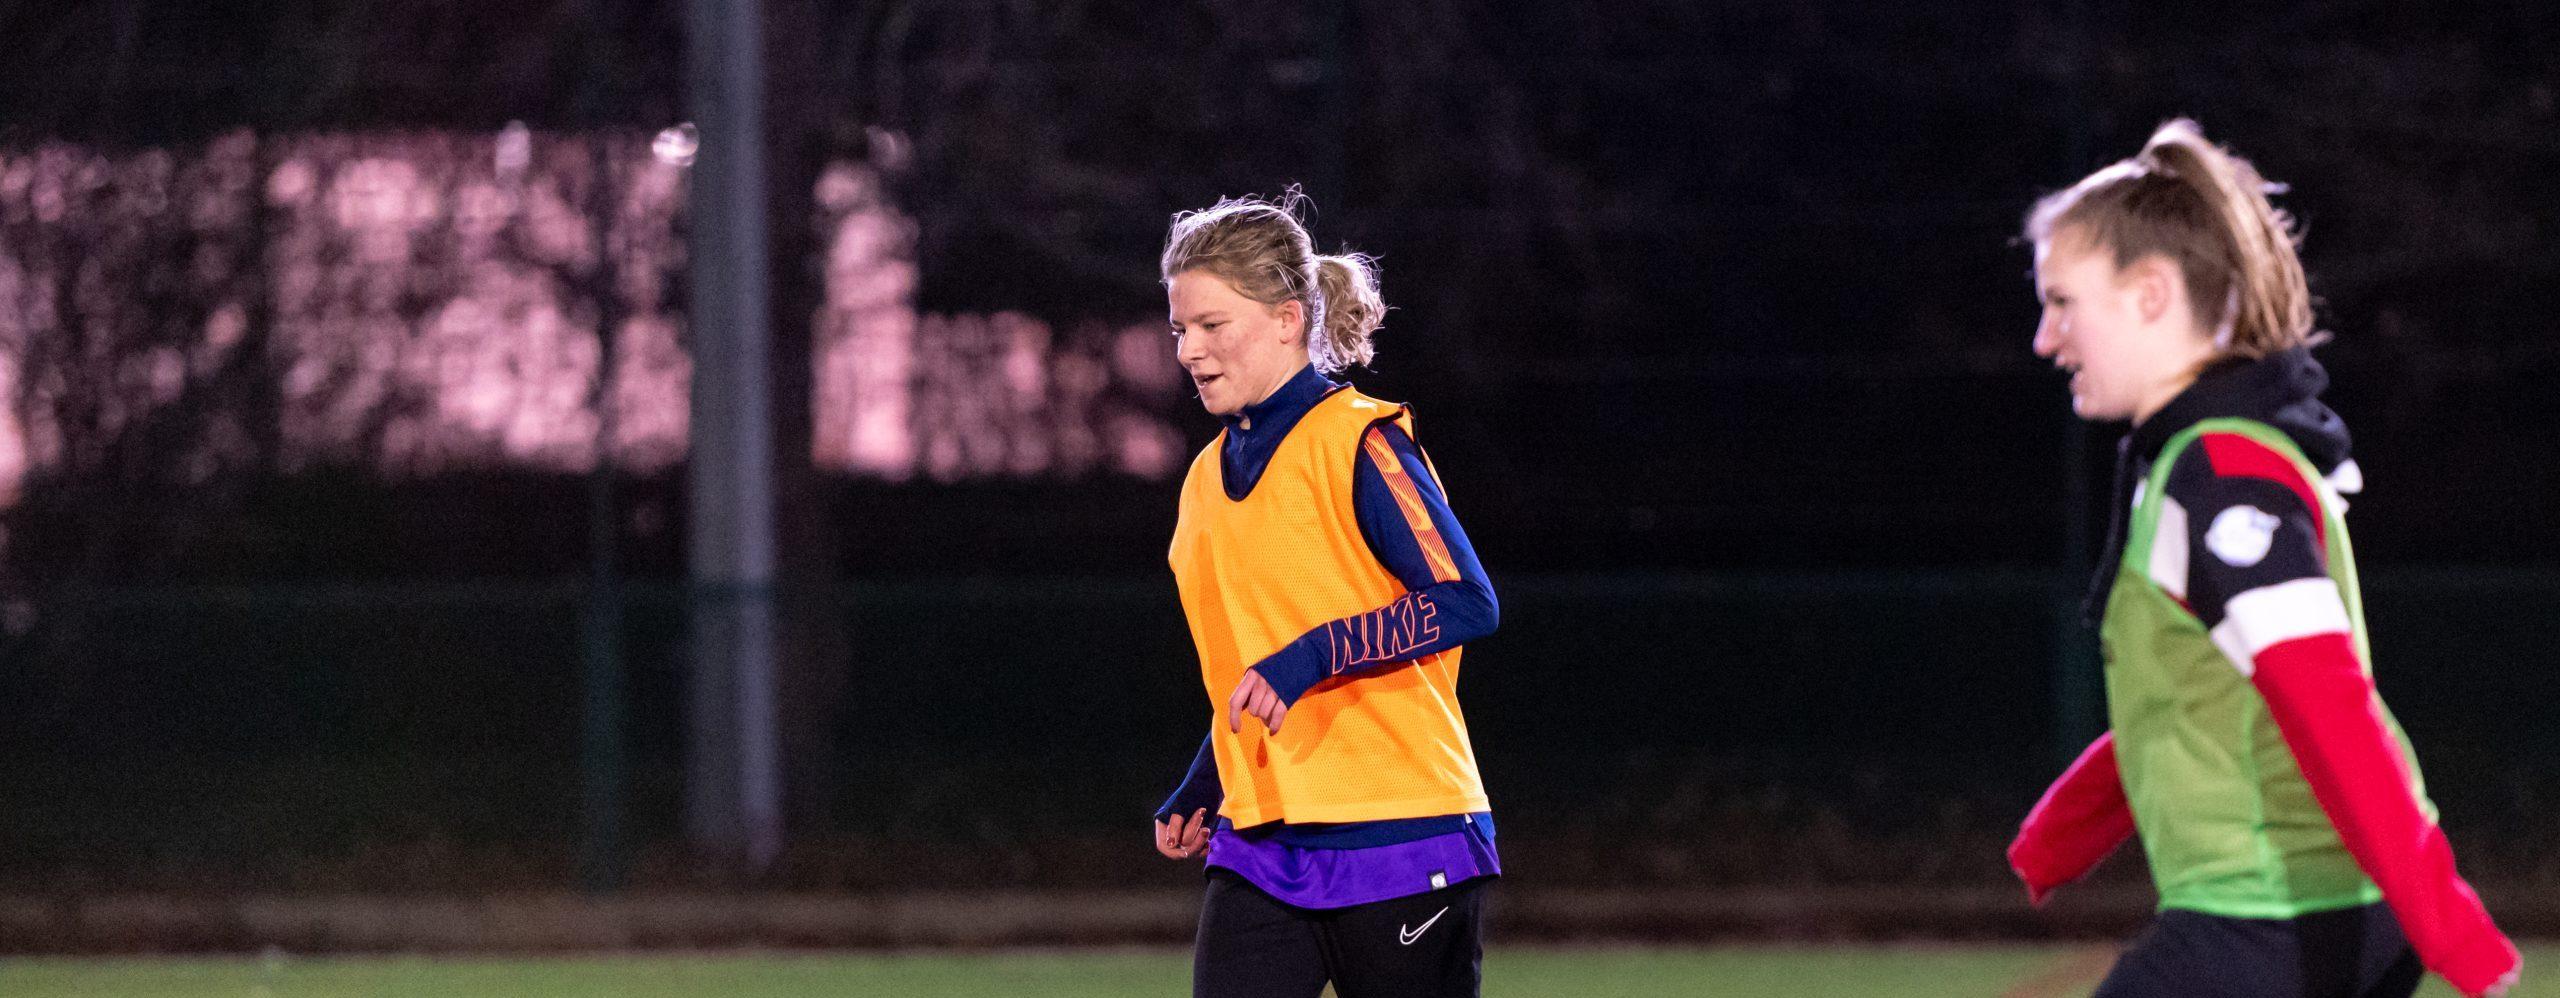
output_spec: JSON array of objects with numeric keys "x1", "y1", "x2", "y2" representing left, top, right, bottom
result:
[
  {"x1": 2032, "y1": 229, "x2": 2215, "y2": 424},
  {"x1": 1168, "y1": 268, "x2": 1307, "y2": 418}
]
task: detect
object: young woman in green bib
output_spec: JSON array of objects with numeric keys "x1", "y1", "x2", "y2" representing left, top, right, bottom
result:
[{"x1": 2006, "y1": 120, "x2": 2519, "y2": 998}]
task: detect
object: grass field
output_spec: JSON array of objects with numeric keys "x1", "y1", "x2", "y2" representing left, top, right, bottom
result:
[{"x1": 0, "y1": 945, "x2": 2542, "y2": 997}]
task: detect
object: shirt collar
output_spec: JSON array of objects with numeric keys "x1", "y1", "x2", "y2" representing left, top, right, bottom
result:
[
  {"x1": 2125, "y1": 346, "x2": 2342, "y2": 467},
  {"x1": 1222, "y1": 363, "x2": 1336, "y2": 433}
]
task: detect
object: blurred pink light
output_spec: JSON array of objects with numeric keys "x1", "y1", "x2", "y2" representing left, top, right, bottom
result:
[{"x1": 0, "y1": 129, "x2": 1189, "y2": 512}]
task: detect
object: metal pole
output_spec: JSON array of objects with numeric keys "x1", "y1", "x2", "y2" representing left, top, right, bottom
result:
[
  {"x1": 1315, "y1": 0, "x2": 1349, "y2": 208},
  {"x1": 683, "y1": 0, "x2": 784, "y2": 874},
  {"x1": 578, "y1": 135, "x2": 631, "y2": 894},
  {"x1": 2051, "y1": 0, "x2": 2106, "y2": 767}
]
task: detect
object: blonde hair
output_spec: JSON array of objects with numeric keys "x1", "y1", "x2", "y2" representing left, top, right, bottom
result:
[
  {"x1": 2026, "y1": 119, "x2": 2318, "y2": 358},
  {"x1": 1161, "y1": 188, "x2": 1386, "y2": 375}
]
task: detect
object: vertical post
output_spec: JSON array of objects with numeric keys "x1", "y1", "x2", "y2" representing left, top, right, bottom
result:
[
  {"x1": 684, "y1": 0, "x2": 784, "y2": 874},
  {"x1": 579, "y1": 136, "x2": 631, "y2": 894},
  {"x1": 757, "y1": 0, "x2": 846, "y2": 840},
  {"x1": 1313, "y1": 0, "x2": 1350, "y2": 208},
  {"x1": 2053, "y1": 424, "x2": 2105, "y2": 763},
  {"x1": 2051, "y1": 0, "x2": 2106, "y2": 767}
]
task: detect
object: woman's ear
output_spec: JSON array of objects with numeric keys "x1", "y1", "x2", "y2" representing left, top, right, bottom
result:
[
  {"x1": 1274, "y1": 298, "x2": 1307, "y2": 343},
  {"x1": 2128, "y1": 256, "x2": 2179, "y2": 326}
]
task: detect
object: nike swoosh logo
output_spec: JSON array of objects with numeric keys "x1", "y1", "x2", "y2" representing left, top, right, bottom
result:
[{"x1": 1398, "y1": 906, "x2": 1450, "y2": 946}]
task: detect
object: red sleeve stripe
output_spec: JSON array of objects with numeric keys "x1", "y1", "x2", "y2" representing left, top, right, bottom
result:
[
  {"x1": 2250, "y1": 632, "x2": 2520, "y2": 991},
  {"x1": 2008, "y1": 731, "x2": 2136, "y2": 904},
  {"x1": 1363, "y1": 428, "x2": 1461, "y2": 584},
  {"x1": 2200, "y1": 432, "x2": 2328, "y2": 546},
  {"x1": 2208, "y1": 577, "x2": 2352, "y2": 674}
]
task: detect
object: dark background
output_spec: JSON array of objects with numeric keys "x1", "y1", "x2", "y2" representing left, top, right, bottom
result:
[{"x1": 0, "y1": 0, "x2": 2551, "y2": 902}]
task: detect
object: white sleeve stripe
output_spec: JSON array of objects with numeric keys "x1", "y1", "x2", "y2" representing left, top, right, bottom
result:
[
  {"x1": 2147, "y1": 495, "x2": 2189, "y2": 600},
  {"x1": 2208, "y1": 577, "x2": 2352, "y2": 673}
]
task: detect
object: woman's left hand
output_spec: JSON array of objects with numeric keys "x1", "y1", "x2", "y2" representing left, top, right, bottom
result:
[{"x1": 1227, "y1": 668, "x2": 1288, "y2": 735}]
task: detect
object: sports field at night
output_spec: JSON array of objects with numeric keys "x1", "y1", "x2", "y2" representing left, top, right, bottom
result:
[
  {"x1": 0, "y1": 946, "x2": 2536, "y2": 998},
  {"x1": 2, "y1": 2, "x2": 2551, "y2": 997}
]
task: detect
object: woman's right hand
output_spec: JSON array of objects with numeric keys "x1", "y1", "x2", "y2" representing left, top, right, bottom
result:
[{"x1": 1155, "y1": 807, "x2": 1212, "y2": 859}]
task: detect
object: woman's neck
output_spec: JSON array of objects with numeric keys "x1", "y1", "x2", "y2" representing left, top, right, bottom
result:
[{"x1": 1233, "y1": 362, "x2": 1317, "y2": 429}]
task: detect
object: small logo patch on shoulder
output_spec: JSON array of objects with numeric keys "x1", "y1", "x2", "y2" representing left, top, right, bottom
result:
[{"x1": 2206, "y1": 505, "x2": 2281, "y2": 567}]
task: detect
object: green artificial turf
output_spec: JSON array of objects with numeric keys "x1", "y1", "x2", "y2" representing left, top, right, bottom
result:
[{"x1": 0, "y1": 944, "x2": 2541, "y2": 997}]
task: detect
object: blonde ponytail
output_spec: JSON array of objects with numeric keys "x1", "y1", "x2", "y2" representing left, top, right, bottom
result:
[
  {"x1": 2026, "y1": 119, "x2": 2320, "y2": 359},
  {"x1": 1310, "y1": 253, "x2": 1384, "y2": 374},
  {"x1": 2136, "y1": 120, "x2": 2314, "y2": 357}
]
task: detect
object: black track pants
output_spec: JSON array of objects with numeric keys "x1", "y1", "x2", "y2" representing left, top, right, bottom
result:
[
  {"x1": 1192, "y1": 868, "x2": 1487, "y2": 998},
  {"x1": 2093, "y1": 903, "x2": 2424, "y2": 998}
]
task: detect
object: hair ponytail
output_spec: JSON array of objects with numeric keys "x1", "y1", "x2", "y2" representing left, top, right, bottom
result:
[
  {"x1": 2136, "y1": 120, "x2": 2314, "y2": 356},
  {"x1": 1310, "y1": 253, "x2": 1383, "y2": 374},
  {"x1": 2026, "y1": 119, "x2": 2319, "y2": 358}
]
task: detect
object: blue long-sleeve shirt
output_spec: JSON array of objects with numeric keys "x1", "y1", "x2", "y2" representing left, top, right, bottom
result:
[{"x1": 1157, "y1": 364, "x2": 1498, "y2": 848}]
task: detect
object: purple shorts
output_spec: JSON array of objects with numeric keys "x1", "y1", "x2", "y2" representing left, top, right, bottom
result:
[{"x1": 1205, "y1": 815, "x2": 1501, "y2": 910}]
